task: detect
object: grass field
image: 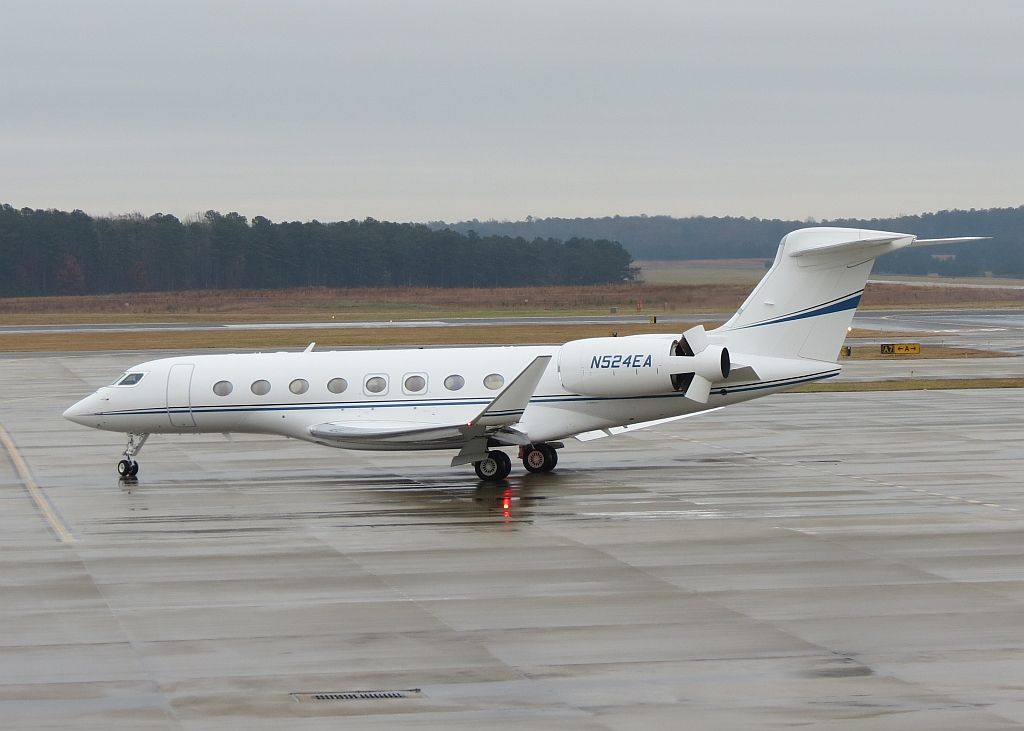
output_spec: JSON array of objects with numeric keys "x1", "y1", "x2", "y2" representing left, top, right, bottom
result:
[
  {"x1": 637, "y1": 260, "x2": 1024, "y2": 289},
  {"x1": 1, "y1": 275, "x2": 1021, "y2": 394},
  {"x1": 0, "y1": 321, "x2": 697, "y2": 353},
  {"x1": 2, "y1": 275, "x2": 1022, "y2": 328},
  {"x1": 635, "y1": 260, "x2": 768, "y2": 286},
  {"x1": 0, "y1": 283, "x2": 747, "y2": 324},
  {"x1": 0, "y1": 277, "x2": 760, "y2": 321},
  {"x1": 0, "y1": 319, "x2": 1011, "y2": 367}
]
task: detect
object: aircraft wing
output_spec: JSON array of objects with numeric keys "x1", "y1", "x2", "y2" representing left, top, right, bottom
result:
[
  {"x1": 308, "y1": 355, "x2": 552, "y2": 454},
  {"x1": 467, "y1": 354, "x2": 551, "y2": 427}
]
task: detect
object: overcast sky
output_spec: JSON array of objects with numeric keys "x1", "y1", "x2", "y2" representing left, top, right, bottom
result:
[{"x1": 2, "y1": 0, "x2": 1021, "y2": 223}]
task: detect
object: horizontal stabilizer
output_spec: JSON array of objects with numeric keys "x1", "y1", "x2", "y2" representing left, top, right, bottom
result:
[
  {"x1": 910, "y1": 236, "x2": 990, "y2": 247},
  {"x1": 789, "y1": 231, "x2": 990, "y2": 259},
  {"x1": 788, "y1": 233, "x2": 911, "y2": 258}
]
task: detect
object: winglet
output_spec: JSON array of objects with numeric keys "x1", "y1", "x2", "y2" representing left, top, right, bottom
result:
[{"x1": 470, "y1": 355, "x2": 551, "y2": 428}]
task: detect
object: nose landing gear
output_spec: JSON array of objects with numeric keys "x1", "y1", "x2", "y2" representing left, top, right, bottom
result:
[{"x1": 117, "y1": 433, "x2": 149, "y2": 479}]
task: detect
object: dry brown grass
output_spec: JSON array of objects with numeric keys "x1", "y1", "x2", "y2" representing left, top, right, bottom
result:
[
  {"x1": 0, "y1": 284, "x2": 749, "y2": 324},
  {"x1": 859, "y1": 282, "x2": 1024, "y2": 308},
  {"x1": 2, "y1": 277, "x2": 1021, "y2": 327},
  {"x1": 0, "y1": 321, "x2": 699, "y2": 353},
  {"x1": 1, "y1": 323, "x2": 1010, "y2": 359}
]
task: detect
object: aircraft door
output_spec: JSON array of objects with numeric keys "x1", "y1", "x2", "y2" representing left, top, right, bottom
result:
[{"x1": 166, "y1": 364, "x2": 197, "y2": 427}]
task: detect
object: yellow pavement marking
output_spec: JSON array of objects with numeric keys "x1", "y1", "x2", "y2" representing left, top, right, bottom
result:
[{"x1": 0, "y1": 423, "x2": 75, "y2": 544}]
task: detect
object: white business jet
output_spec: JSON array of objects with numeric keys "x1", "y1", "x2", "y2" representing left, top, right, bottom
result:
[{"x1": 64, "y1": 227, "x2": 981, "y2": 481}]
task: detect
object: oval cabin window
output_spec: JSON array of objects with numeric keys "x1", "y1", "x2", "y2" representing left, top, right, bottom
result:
[
  {"x1": 444, "y1": 374, "x2": 465, "y2": 391},
  {"x1": 404, "y1": 375, "x2": 426, "y2": 393},
  {"x1": 483, "y1": 373, "x2": 504, "y2": 390},
  {"x1": 213, "y1": 380, "x2": 233, "y2": 397},
  {"x1": 327, "y1": 378, "x2": 348, "y2": 394},
  {"x1": 250, "y1": 379, "x2": 271, "y2": 396}
]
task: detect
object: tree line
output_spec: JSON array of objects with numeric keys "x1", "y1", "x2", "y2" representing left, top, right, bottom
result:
[
  {"x1": 0, "y1": 205, "x2": 637, "y2": 297},
  {"x1": 437, "y1": 206, "x2": 1024, "y2": 278}
]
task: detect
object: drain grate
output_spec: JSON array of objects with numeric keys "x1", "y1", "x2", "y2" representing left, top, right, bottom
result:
[{"x1": 292, "y1": 689, "x2": 422, "y2": 703}]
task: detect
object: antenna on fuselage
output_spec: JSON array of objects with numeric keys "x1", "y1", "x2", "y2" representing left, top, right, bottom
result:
[{"x1": 304, "y1": 342, "x2": 316, "y2": 353}]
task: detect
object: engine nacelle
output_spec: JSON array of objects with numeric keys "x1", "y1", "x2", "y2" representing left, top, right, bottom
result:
[{"x1": 558, "y1": 335, "x2": 730, "y2": 399}]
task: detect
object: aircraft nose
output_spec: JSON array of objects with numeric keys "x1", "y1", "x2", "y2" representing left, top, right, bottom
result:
[{"x1": 63, "y1": 393, "x2": 100, "y2": 426}]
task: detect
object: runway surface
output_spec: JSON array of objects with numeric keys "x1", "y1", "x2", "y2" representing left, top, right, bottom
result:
[{"x1": 2, "y1": 350, "x2": 1024, "y2": 729}]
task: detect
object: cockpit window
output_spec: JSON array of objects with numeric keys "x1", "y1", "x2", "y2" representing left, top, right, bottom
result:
[{"x1": 114, "y1": 372, "x2": 145, "y2": 386}]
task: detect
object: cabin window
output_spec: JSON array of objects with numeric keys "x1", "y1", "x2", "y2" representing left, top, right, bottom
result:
[
  {"x1": 289, "y1": 378, "x2": 309, "y2": 395},
  {"x1": 483, "y1": 373, "x2": 505, "y2": 390},
  {"x1": 114, "y1": 372, "x2": 145, "y2": 386},
  {"x1": 213, "y1": 380, "x2": 233, "y2": 396},
  {"x1": 444, "y1": 374, "x2": 465, "y2": 391},
  {"x1": 327, "y1": 377, "x2": 348, "y2": 394},
  {"x1": 364, "y1": 375, "x2": 388, "y2": 394},
  {"x1": 250, "y1": 379, "x2": 271, "y2": 396},
  {"x1": 403, "y1": 374, "x2": 426, "y2": 393}
]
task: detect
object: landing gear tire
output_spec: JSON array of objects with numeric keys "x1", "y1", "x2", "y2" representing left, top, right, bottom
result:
[
  {"x1": 523, "y1": 443, "x2": 558, "y2": 473},
  {"x1": 117, "y1": 433, "x2": 148, "y2": 480},
  {"x1": 474, "y1": 450, "x2": 512, "y2": 481},
  {"x1": 117, "y1": 459, "x2": 138, "y2": 478}
]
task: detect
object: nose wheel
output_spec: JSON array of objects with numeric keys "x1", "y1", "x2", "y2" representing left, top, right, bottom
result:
[{"x1": 117, "y1": 432, "x2": 149, "y2": 479}]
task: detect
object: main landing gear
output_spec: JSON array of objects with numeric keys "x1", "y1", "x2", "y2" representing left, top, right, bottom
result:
[
  {"x1": 474, "y1": 450, "x2": 512, "y2": 481},
  {"x1": 472, "y1": 442, "x2": 560, "y2": 481},
  {"x1": 117, "y1": 433, "x2": 149, "y2": 479},
  {"x1": 522, "y1": 442, "x2": 558, "y2": 473}
]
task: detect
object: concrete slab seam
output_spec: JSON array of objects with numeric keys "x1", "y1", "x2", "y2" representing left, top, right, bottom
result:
[{"x1": 0, "y1": 421, "x2": 76, "y2": 543}]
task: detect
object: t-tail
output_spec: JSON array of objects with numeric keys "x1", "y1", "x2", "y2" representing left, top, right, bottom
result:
[{"x1": 711, "y1": 227, "x2": 986, "y2": 362}]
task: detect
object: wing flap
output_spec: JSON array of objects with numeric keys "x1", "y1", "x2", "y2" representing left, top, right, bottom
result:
[{"x1": 309, "y1": 420, "x2": 469, "y2": 446}]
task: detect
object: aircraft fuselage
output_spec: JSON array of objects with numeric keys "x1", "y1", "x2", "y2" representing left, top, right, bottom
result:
[{"x1": 64, "y1": 344, "x2": 826, "y2": 450}]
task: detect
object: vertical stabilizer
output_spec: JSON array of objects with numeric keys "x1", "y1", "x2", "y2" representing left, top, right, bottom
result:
[{"x1": 712, "y1": 227, "x2": 915, "y2": 361}]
